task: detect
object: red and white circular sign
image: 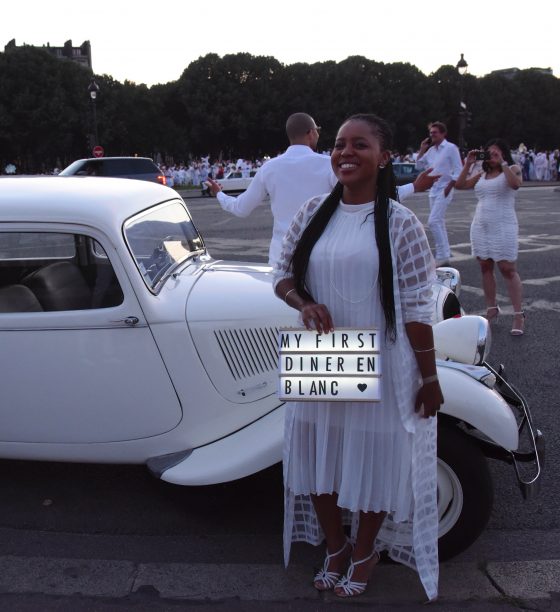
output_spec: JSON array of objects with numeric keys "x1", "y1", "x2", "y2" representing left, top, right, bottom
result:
[{"x1": 92, "y1": 145, "x2": 104, "y2": 158}]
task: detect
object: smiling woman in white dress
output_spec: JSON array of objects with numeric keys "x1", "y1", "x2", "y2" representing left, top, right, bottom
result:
[
  {"x1": 273, "y1": 114, "x2": 443, "y2": 601},
  {"x1": 455, "y1": 139, "x2": 525, "y2": 335}
]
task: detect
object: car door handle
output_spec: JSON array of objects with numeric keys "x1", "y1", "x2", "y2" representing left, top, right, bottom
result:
[{"x1": 111, "y1": 316, "x2": 140, "y2": 326}]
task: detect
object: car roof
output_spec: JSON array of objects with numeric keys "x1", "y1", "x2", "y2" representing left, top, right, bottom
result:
[
  {"x1": 0, "y1": 177, "x2": 181, "y2": 231},
  {"x1": 70, "y1": 157, "x2": 155, "y2": 162}
]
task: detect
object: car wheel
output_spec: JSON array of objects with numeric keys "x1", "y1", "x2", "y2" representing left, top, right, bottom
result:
[{"x1": 437, "y1": 420, "x2": 494, "y2": 561}]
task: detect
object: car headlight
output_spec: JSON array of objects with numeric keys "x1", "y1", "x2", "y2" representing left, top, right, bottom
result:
[
  {"x1": 433, "y1": 315, "x2": 490, "y2": 365},
  {"x1": 435, "y1": 267, "x2": 462, "y2": 297}
]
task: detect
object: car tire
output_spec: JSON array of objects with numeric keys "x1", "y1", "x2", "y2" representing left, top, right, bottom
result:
[{"x1": 437, "y1": 420, "x2": 494, "y2": 561}]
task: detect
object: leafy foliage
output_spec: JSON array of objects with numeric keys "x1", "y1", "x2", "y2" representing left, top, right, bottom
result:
[{"x1": 1, "y1": 48, "x2": 558, "y2": 172}]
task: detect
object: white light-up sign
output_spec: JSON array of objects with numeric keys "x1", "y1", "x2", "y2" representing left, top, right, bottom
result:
[{"x1": 278, "y1": 328, "x2": 381, "y2": 402}]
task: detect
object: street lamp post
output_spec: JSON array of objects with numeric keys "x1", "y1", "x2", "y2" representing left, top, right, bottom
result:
[
  {"x1": 456, "y1": 53, "x2": 468, "y2": 153},
  {"x1": 88, "y1": 78, "x2": 100, "y2": 149}
]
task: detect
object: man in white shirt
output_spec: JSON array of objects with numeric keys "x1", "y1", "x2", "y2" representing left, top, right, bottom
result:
[
  {"x1": 207, "y1": 113, "x2": 437, "y2": 267},
  {"x1": 415, "y1": 121, "x2": 463, "y2": 266},
  {"x1": 534, "y1": 151, "x2": 547, "y2": 181}
]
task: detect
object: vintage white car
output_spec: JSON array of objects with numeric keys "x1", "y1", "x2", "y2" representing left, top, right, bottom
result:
[{"x1": 0, "y1": 178, "x2": 542, "y2": 560}]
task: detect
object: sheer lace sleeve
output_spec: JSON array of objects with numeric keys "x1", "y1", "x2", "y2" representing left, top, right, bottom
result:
[
  {"x1": 391, "y1": 205, "x2": 436, "y2": 324},
  {"x1": 272, "y1": 195, "x2": 326, "y2": 290}
]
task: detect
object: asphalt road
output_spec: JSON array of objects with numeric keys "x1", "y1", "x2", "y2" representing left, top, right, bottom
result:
[{"x1": 0, "y1": 185, "x2": 559, "y2": 610}]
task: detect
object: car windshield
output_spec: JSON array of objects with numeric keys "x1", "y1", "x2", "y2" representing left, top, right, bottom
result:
[{"x1": 124, "y1": 200, "x2": 204, "y2": 291}]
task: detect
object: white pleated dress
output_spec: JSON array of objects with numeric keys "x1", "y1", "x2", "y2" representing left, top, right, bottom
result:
[
  {"x1": 273, "y1": 195, "x2": 440, "y2": 601},
  {"x1": 471, "y1": 171, "x2": 519, "y2": 261}
]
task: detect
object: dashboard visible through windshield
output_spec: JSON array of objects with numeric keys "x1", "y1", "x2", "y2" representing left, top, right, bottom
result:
[{"x1": 124, "y1": 200, "x2": 205, "y2": 291}]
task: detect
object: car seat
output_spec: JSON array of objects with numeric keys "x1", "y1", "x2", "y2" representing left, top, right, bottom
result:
[
  {"x1": 0, "y1": 284, "x2": 44, "y2": 313},
  {"x1": 21, "y1": 261, "x2": 92, "y2": 311}
]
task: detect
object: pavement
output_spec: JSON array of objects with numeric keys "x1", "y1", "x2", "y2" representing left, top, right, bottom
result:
[
  {"x1": 2, "y1": 556, "x2": 557, "y2": 608},
  {"x1": 1, "y1": 528, "x2": 559, "y2": 610},
  {"x1": 1, "y1": 557, "x2": 559, "y2": 610}
]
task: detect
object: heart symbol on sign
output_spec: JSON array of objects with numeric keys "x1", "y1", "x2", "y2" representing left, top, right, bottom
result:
[{"x1": 357, "y1": 383, "x2": 367, "y2": 392}]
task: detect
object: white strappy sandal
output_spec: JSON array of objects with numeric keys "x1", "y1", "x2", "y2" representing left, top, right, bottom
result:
[
  {"x1": 334, "y1": 549, "x2": 380, "y2": 598},
  {"x1": 511, "y1": 310, "x2": 526, "y2": 336},
  {"x1": 486, "y1": 305, "x2": 500, "y2": 323},
  {"x1": 313, "y1": 538, "x2": 352, "y2": 591}
]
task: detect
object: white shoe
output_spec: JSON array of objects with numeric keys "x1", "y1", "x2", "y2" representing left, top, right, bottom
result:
[
  {"x1": 313, "y1": 538, "x2": 352, "y2": 591},
  {"x1": 510, "y1": 311, "x2": 526, "y2": 336},
  {"x1": 334, "y1": 549, "x2": 380, "y2": 598}
]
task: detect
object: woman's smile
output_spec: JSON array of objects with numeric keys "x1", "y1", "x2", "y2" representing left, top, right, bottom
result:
[{"x1": 338, "y1": 161, "x2": 359, "y2": 171}]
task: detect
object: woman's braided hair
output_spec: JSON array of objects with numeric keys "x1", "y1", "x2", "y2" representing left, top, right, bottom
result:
[{"x1": 291, "y1": 113, "x2": 399, "y2": 340}]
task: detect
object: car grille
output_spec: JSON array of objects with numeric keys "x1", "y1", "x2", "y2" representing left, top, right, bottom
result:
[{"x1": 214, "y1": 326, "x2": 280, "y2": 381}]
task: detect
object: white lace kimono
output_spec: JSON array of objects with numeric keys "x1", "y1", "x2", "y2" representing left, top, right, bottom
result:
[{"x1": 273, "y1": 195, "x2": 439, "y2": 601}]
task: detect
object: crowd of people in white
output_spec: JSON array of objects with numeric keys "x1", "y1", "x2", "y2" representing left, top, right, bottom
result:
[
  {"x1": 4, "y1": 146, "x2": 559, "y2": 183},
  {"x1": 513, "y1": 147, "x2": 560, "y2": 181},
  {"x1": 156, "y1": 146, "x2": 560, "y2": 187},
  {"x1": 158, "y1": 156, "x2": 265, "y2": 188}
]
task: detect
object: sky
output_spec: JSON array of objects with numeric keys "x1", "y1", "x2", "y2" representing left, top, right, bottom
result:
[{"x1": 3, "y1": 0, "x2": 557, "y2": 87}]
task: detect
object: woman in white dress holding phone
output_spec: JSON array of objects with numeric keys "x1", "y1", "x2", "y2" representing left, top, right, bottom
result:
[{"x1": 456, "y1": 139, "x2": 524, "y2": 335}]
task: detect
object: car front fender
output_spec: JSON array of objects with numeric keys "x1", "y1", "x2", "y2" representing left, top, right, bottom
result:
[
  {"x1": 155, "y1": 405, "x2": 285, "y2": 485},
  {"x1": 438, "y1": 363, "x2": 519, "y2": 451}
]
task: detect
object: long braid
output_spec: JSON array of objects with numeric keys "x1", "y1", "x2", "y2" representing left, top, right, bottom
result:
[
  {"x1": 291, "y1": 182, "x2": 343, "y2": 299},
  {"x1": 374, "y1": 162, "x2": 398, "y2": 341}
]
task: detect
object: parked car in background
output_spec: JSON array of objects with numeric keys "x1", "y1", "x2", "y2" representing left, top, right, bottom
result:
[
  {"x1": 204, "y1": 169, "x2": 258, "y2": 195},
  {"x1": 393, "y1": 162, "x2": 421, "y2": 185},
  {"x1": 60, "y1": 157, "x2": 166, "y2": 185}
]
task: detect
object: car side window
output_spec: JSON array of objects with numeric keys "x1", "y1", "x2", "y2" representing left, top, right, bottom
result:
[{"x1": 0, "y1": 232, "x2": 124, "y2": 313}]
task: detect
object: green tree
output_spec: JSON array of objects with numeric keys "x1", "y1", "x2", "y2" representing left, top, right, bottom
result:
[
  {"x1": 0, "y1": 46, "x2": 91, "y2": 171},
  {"x1": 175, "y1": 53, "x2": 285, "y2": 157},
  {"x1": 1, "y1": 47, "x2": 559, "y2": 169}
]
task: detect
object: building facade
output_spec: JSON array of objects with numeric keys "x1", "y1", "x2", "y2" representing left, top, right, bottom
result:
[{"x1": 4, "y1": 39, "x2": 92, "y2": 70}]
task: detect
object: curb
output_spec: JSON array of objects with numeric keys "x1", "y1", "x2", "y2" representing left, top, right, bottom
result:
[{"x1": 0, "y1": 556, "x2": 558, "y2": 605}]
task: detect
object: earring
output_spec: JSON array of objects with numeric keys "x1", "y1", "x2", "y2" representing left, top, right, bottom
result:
[{"x1": 378, "y1": 164, "x2": 386, "y2": 169}]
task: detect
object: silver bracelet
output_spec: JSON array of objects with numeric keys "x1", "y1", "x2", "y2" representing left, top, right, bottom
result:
[
  {"x1": 413, "y1": 347, "x2": 435, "y2": 353},
  {"x1": 284, "y1": 288, "x2": 297, "y2": 303},
  {"x1": 423, "y1": 374, "x2": 439, "y2": 384}
]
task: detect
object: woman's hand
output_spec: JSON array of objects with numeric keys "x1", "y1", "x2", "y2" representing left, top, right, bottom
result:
[
  {"x1": 490, "y1": 148, "x2": 505, "y2": 165},
  {"x1": 415, "y1": 380, "x2": 444, "y2": 418},
  {"x1": 275, "y1": 280, "x2": 333, "y2": 334},
  {"x1": 465, "y1": 150, "x2": 478, "y2": 165},
  {"x1": 300, "y1": 302, "x2": 334, "y2": 335}
]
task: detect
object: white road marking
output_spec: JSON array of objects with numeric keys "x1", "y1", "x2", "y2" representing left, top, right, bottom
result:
[
  {"x1": 523, "y1": 276, "x2": 560, "y2": 286},
  {"x1": 461, "y1": 284, "x2": 560, "y2": 313}
]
